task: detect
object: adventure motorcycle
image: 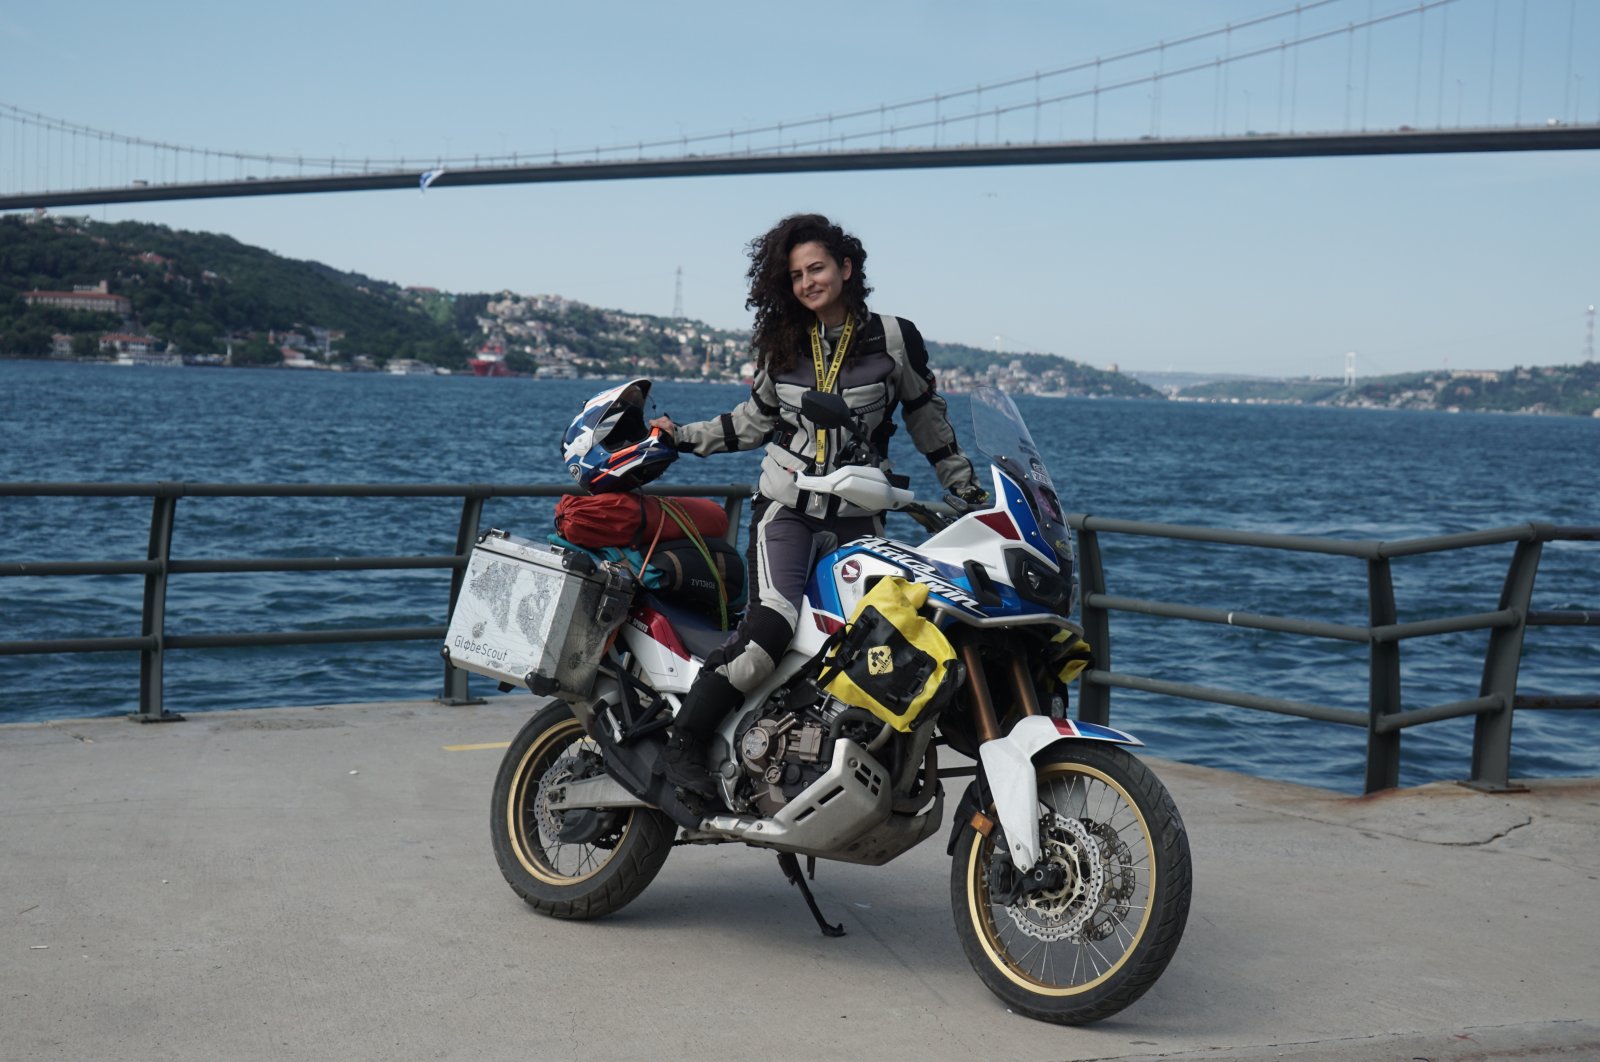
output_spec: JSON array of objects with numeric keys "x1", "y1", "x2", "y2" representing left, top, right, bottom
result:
[{"x1": 479, "y1": 387, "x2": 1191, "y2": 1025}]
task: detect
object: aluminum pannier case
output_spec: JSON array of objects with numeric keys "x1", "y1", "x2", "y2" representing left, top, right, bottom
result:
[{"x1": 442, "y1": 530, "x2": 635, "y2": 698}]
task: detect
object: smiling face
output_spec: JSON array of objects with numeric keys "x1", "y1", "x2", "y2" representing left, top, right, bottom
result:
[{"x1": 788, "y1": 240, "x2": 853, "y2": 327}]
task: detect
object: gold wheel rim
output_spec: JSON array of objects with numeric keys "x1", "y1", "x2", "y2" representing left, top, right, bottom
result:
[
  {"x1": 965, "y1": 761, "x2": 1156, "y2": 996},
  {"x1": 507, "y1": 715, "x2": 632, "y2": 887}
]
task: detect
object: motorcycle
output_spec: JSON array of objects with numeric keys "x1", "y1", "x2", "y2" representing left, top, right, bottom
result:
[{"x1": 484, "y1": 386, "x2": 1191, "y2": 1025}]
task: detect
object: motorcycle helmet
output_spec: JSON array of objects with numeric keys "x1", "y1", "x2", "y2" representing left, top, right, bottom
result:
[{"x1": 562, "y1": 378, "x2": 678, "y2": 493}]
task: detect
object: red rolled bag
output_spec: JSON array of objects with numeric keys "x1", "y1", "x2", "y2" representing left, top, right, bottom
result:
[{"x1": 554, "y1": 492, "x2": 731, "y2": 549}]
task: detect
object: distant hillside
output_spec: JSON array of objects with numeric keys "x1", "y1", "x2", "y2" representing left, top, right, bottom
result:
[
  {"x1": 0, "y1": 215, "x2": 470, "y2": 365},
  {"x1": 1348, "y1": 364, "x2": 1600, "y2": 416},
  {"x1": 454, "y1": 289, "x2": 749, "y2": 378},
  {"x1": 925, "y1": 341, "x2": 1162, "y2": 398},
  {"x1": 1176, "y1": 366, "x2": 1600, "y2": 417},
  {"x1": 446, "y1": 287, "x2": 1162, "y2": 396},
  {"x1": 1177, "y1": 377, "x2": 1349, "y2": 403},
  {"x1": 1124, "y1": 369, "x2": 1272, "y2": 394},
  {"x1": 0, "y1": 214, "x2": 1161, "y2": 397}
]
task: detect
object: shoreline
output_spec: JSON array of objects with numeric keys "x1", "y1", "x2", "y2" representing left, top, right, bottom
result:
[{"x1": 6, "y1": 356, "x2": 1599, "y2": 416}]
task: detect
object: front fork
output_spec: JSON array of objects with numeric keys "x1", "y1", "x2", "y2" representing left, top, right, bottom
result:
[{"x1": 954, "y1": 638, "x2": 1141, "y2": 870}]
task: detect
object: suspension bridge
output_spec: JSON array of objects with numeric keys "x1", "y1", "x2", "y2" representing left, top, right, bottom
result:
[{"x1": 2, "y1": 0, "x2": 1598, "y2": 210}]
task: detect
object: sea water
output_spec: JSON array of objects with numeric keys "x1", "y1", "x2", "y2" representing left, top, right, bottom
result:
[{"x1": 1, "y1": 359, "x2": 1595, "y2": 792}]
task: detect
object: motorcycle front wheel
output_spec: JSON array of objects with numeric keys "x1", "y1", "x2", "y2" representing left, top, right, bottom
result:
[
  {"x1": 950, "y1": 742, "x2": 1191, "y2": 1025},
  {"x1": 491, "y1": 701, "x2": 675, "y2": 919}
]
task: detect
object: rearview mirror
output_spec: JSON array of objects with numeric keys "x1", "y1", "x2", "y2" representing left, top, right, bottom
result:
[{"x1": 801, "y1": 390, "x2": 855, "y2": 429}]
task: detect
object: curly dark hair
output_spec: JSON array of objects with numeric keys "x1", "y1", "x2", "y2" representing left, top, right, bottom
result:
[{"x1": 745, "y1": 213, "x2": 873, "y2": 374}]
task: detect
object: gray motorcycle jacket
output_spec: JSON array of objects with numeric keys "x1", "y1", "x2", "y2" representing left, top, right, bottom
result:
[{"x1": 674, "y1": 313, "x2": 979, "y2": 519}]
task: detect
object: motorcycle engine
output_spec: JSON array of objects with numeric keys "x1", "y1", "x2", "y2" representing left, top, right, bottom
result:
[{"x1": 731, "y1": 689, "x2": 871, "y2": 816}]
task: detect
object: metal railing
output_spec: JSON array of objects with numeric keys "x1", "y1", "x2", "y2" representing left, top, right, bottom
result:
[
  {"x1": 0, "y1": 481, "x2": 747, "y2": 721},
  {"x1": 1070, "y1": 516, "x2": 1600, "y2": 793},
  {"x1": 2, "y1": 482, "x2": 1595, "y2": 792}
]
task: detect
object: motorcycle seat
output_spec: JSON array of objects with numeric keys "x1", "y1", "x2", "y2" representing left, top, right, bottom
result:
[{"x1": 643, "y1": 593, "x2": 734, "y2": 660}]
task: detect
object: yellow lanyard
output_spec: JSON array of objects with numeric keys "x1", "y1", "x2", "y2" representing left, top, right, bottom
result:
[{"x1": 808, "y1": 316, "x2": 854, "y2": 465}]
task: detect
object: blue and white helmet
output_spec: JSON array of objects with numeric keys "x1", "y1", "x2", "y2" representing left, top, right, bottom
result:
[{"x1": 562, "y1": 378, "x2": 678, "y2": 493}]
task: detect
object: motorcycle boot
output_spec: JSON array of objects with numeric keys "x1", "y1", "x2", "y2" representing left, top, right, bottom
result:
[{"x1": 657, "y1": 669, "x2": 740, "y2": 797}]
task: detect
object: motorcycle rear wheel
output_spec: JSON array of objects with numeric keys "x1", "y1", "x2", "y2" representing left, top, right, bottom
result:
[
  {"x1": 491, "y1": 701, "x2": 675, "y2": 919},
  {"x1": 950, "y1": 743, "x2": 1191, "y2": 1025}
]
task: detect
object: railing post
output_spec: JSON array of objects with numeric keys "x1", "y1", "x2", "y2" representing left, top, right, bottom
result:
[
  {"x1": 1469, "y1": 538, "x2": 1542, "y2": 791},
  {"x1": 134, "y1": 488, "x2": 183, "y2": 722},
  {"x1": 1364, "y1": 557, "x2": 1401, "y2": 792},
  {"x1": 1076, "y1": 527, "x2": 1111, "y2": 726},
  {"x1": 439, "y1": 490, "x2": 488, "y2": 705}
]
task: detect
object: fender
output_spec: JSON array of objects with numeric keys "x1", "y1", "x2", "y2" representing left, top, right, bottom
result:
[{"x1": 973, "y1": 715, "x2": 1143, "y2": 868}]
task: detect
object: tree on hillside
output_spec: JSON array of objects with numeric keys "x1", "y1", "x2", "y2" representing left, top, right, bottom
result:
[
  {"x1": 0, "y1": 216, "x2": 470, "y2": 367},
  {"x1": 231, "y1": 335, "x2": 282, "y2": 366},
  {"x1": 2, "y1": 324, "x2": 52, "y2": 356}
]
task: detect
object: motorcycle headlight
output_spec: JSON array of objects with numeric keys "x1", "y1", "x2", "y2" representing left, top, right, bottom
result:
[{"x1": 1005, "y1": 548, "x2": 1072, "y2": 613}]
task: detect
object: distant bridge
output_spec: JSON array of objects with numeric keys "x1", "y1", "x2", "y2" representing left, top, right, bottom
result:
[
  {"x1": 3, "y1": 0, "x2": 1598, "y2": 209},
  {"x1": 4, "y1": 127, "x2": 1598, "y2": 211}
]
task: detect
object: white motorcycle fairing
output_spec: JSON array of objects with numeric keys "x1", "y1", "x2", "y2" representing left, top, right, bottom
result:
[{"x1": 978, "y1": 715, "x2": 1142, "y2": 868}]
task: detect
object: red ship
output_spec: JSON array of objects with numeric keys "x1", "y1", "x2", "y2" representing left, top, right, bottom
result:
[{"x1": 469, "y1": 341, "x2": 512, "y2": 377}]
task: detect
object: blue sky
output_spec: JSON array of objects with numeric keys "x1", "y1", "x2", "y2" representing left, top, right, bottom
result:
[{"x1": 3, "y1": 0, "x2": 1597, "y2": 377}]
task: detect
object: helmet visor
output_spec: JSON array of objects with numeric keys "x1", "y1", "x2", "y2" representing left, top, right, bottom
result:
[{"x1": 599, "y1": 399, "x2": 648, "y2": 450}]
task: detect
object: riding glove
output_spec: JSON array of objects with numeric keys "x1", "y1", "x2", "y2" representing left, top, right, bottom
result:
[{"x1": 950, "y1": 482, "x2": 990, "y2": 508}]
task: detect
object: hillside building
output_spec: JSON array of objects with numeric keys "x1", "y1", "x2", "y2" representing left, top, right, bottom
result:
[{"x1": 23, "y1": 281, "x2": 132, "y2": 316}]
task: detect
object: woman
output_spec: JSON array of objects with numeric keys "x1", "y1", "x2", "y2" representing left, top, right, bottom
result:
[{"x1": 649, "y1": 213, "x2": 987, "y2": 795}]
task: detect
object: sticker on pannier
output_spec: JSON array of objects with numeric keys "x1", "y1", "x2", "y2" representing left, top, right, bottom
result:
[{"x1": 817, "y1": 576, "x2": 958, "y2": 732}]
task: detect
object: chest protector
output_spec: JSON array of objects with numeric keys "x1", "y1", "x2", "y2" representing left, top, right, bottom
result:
[{"x1": 759, "y1": 315, "x2": 915, "y2": 519}]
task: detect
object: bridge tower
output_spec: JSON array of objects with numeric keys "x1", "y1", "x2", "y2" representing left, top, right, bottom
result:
[
  {"x1": 673, "y1": 267, "x2": 684, "y2": 320},
  {"x1": 1344, "y1": 351, "x2": 1357, "y2": 388},
  {"x1": 1585, "y1": 305, "x2": 1595, "y2": 363}
]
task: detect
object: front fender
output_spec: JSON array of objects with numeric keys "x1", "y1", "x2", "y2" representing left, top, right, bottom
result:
[
  {"x1": 946, "y1": 779, "x2": 985, "y2": 856},
  {"x1": 972, "y1": 715, "x2": 1142, "y2": 868}
]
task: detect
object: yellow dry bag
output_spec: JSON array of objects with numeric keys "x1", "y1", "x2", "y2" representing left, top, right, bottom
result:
[{"x1": 818, "y1": 576, "x2": 958, "y2": 732}]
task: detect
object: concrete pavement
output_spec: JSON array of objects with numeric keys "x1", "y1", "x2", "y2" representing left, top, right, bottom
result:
[{"x1": 3, "y1": 697, "x2": 1597, "y2": 1061}]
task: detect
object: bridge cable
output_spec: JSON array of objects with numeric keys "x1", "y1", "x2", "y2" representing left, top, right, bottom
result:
[{"x1": 0, "y1": 0, "x2": 1489, "y2": 191}]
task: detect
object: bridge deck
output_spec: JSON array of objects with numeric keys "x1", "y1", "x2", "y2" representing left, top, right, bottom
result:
[{"x1": 3, "y1": 698, "x2": 1596, "y2": 1061}]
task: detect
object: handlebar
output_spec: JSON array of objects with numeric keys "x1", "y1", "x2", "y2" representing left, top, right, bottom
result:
[{"x1": 902, "y1": 502, "x2": 952, "y2": 533}]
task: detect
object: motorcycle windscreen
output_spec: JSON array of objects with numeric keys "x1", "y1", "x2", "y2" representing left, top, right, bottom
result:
[{"x1": 970, "y1": 387, "x2": 1071, "y2": 567}]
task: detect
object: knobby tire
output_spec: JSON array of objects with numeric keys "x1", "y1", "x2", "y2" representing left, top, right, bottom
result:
[{"x1": 950, "y1": 742, "x2": 1191, "y2": 1025}]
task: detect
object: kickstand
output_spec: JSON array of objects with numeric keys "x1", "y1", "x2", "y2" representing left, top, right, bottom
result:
[{"x1": 776, "y1": 852, "x2": 846, "y2": 938}]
